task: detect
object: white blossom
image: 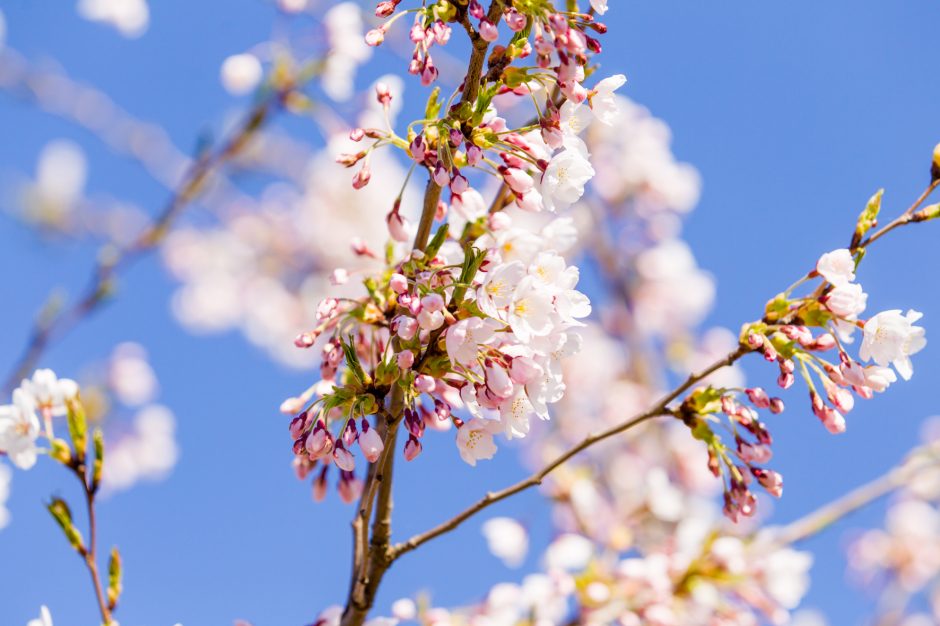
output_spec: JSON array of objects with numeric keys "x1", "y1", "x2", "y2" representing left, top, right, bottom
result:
[
  {"x1": 456, "y1": 419, "x2": 499, "y2": 466},
  {"x1": 482, "y1": 517, "x2": 529, "y2": 568},
  {"x1": 590, "y1": 74, "x2": 627, "y2": 125},
  {"x1": 860, "y1": 309, "x2": 927, "y2": 380},
  {"x1": 0, "y1": 390, "x2": 41, "y2": 470},
  {"x1": 540, "y1": 149, "x2": 595, "y2": 213},
  {"x1": 77, "y1": 0, "x2": 149, "y2": 38},
  {"x1": 220, "y1": 54, "x2": 263, "y2": 96},
  {"x1": 816, "y1": 248, "x2": 855, "y2": 286}
]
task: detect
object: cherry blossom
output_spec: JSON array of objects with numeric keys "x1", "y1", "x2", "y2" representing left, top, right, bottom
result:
[
  {"x1": 0, "y1": 389, "x2": 41, "y2": 470},
  {"x1": 860, "y1": 309, "x2": 927, "y2": 380}
]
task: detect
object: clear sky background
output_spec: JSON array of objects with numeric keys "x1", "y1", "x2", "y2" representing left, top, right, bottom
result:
[{"x1": 2, "y1": 1, "x2": 940, "y2": 624}]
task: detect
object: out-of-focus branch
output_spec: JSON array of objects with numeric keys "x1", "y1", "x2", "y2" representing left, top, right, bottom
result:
[
  {"x1": 1, "y1": 86, "x2": 291, "y2": 393},
  {"x1": 773, "y1": 440, "x2": 940, "y2": 547}
]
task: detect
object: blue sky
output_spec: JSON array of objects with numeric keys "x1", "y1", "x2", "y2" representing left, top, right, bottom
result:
[{"x1": 2, "y1": 1, "x2": 940, "y2": 624}]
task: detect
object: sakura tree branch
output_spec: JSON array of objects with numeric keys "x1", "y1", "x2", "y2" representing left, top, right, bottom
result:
[
  {"x1": 858, "y1": 179, "x2": 939, "y2": 250},
  {"x1": 2, "y1": 89, "x2": 291, "y2": 394},
  {"x1": 390, "y1": 345, "x2": 751, "y2": 558},
  {"x1": 772, "y1": 439, "x2": 940, "y2": 548}
]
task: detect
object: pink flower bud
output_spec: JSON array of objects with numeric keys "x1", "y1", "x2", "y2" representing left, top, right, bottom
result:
[
  {"x1": 404, "y1": 435, "x2": 422, "y2": 461},
  {"x1": 769, "y1": 398, "x2": 785, "y2": 414},
  {"x1": 395, "y1": 316, "x2": 418, "y2": 340},
  {"x1": 466, "y1": 145, "x2": 483, "y2": 166},
  {"x1": 312, "y1": 467, "x2": 328, "y2": 501},
  {"x1": 375, "y1": 1, "x2": 398, "y2": 18},
  {"x1": 365, "y1": 27, "x2": 386, "y2": 46},
  {"x1": 358, "y1": 421, "x2": 384, "y2": 463},
  {"x1": 352, "y1": 165, "x2": 372, "y2": 189},
  {"x1": 478, "y1": 18, "x2": 498, "y2": 42},
  {"x1": 433, "y1": 164, "x2": 451, "y2": 186},
  {"x1": 294, "y1": 332, "x2": 318, "y2": 348},
  {"x1": 333, "y1": 444, "x2": 356, "y2": 471},
  {"x1": 737, "y1": 441, "x2": 773, "y2": 464},
  {"x1": 501, "y1": 167, "x2": 533, "y2": 193},
  {"x1": 375, "y1": 82, "x2": 392, "y2": 106},
  {"x1": 350, "y1": 237, "x2": 376, "y2": 258},
  {"x1": 330, "y1": 268, "x2": 349, "y2": 285},
  {"x1": 421, "y1": 293, "x2": 446, "y2": 312},
  {"x1": 317, "y1": 297, "x2": 338, "y2": 321},
  {"x1": 349, "y1": 128, "x2": 365, "y2": 142},
  {"x1": 510, "y1": 356, "x2": 543, "y2": 384},
  {"x1": 338, "y1": 471, "x2": 363, "y2": 503},
  {"x1": 820, "y1": 407, "x2": 846, "y2": 434},
  {"x1": 504, "y1": 8, "x2": 526, "y2": 31},
  {"x1": 469, "y1": 0, "x2": 484, "y2": 19},
  {"x1": 745, "y1": 387, "x2": 770, "y2": 409},
  {"x1": 336, "y1": 151, "x2": 365, "y2": 167},
  {"x1": 306, "y1": 427, "x2": 334, "y2": 460},
  {"x1": 386, "y1": 210, "x2": 411, "y2": 242},
  {"x1": 384, "y1": 277, "x2": 406, "y2": 300},
  {"x1": 485, "y1": 363, "x2": 514, "y2": 399},
  {"x1": 450, "y1": 171, "x2": 469, "y2": 195},
  {"x1": 397, "y1": 350, "x2": 415, "y2": 369},
  {"x1": 415, "y1": 374, "x2": 436, "y2": 394},
  {"x1": 751, "y1": 468, "x2": 783, "y2": 497}
]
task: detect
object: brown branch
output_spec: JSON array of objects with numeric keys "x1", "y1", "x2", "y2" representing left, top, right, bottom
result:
[
  {"x1": 858, "y1": 179, "x2": 939, "y2": 250},
  {"x1": 390, "y1": 345, "x2": 750, "y2": 559}
]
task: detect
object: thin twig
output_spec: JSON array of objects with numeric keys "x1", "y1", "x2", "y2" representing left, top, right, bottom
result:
[{"x1": 391, "y1": 346, "x2": 750, "y2": 558}]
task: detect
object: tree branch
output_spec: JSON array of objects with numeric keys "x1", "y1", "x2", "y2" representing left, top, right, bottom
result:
[{"x1": 390, "y1": 345, "x2": 750, "y2": 558}]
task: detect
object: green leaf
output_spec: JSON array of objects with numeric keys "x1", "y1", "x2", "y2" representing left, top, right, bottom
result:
[
  {"x1": 341, "y1": 340, "x2": 370, "y2": 388},
  {"x1": 424, "y1": 224, "x2": 449, "y2": 261},
  {"x1": 425, "y1": 86, "x2": 442, "y2": 120},
  {"x1": 47, "y1": 498, "x2": 85, "y2": 553},
  {"x1": 107, "y1": 546, "x2": 123, "y2": 610},
  {"x1": 854, "y1": 188, "x2": 883, "y2": 243},
  {"x1": 66, "y1": 397, "x2": 88, "y2": 461},
  {"x1": 91, "y1": 429, "x2": 105, "y2": 492}
]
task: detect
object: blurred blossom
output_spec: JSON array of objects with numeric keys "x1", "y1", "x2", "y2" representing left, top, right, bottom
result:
[
  {"x1": 322, "y1": 2, "x2": 371, "y2": 101},
  {"x1": 77, "y1": 0, "x2": 149, "y2": 38},
  {"x1": 19, "y1": 140, "x2": 88, "y2": 228},
  {"x1": 221, "y1": 53, "x2": 264, "y2": 96},
  {"x1": 0, "y1": 463, "x2": 11, "y2": 530},
  {"x1": 163, "y1": 132, "x2": 413, "y2": 367},
  {"x1": 588, "y1": 95, "x2": 701, "y2": 215},
  {"x1": 108, "y1": 342, "x2": 158, "y2": 407},
  {"x1": 101, "y1": 404, "x2": 179, "y2": 494},
  {"x1": 0, "y1": 9, "x2": 6, "y2": 48},
  {"x1": 482, "y1": 517, "x2": 529, "y2": 568}
]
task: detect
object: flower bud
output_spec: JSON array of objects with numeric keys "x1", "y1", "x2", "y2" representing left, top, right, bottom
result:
[
  {"x1": 333, "y1": 443, "x2": 356, "y2": 471},
  {"x1": 358, "y1": 420, "x2": 384, "y2": 463},
  {"x1": 478, "y1": 18, "x2": 498, "y2": 42},
  {"x1": 375, "y1": 82, "x2": 392, "y2": 106},
  {"x1": 397, "y1": 350, "x2": 415, "y2": 369},
  {"x1": 312, "y1": 467, "x2": 328, "y2": 502},
  {"x1": 404, "y1": 435, "x2": 422, "y2": 461},
  {"x1": 745, "y1": 387, "x2": 770, "y2": 409},
  {"x1": 365, "y1": 27, "x2": 386, "y2": 46}
]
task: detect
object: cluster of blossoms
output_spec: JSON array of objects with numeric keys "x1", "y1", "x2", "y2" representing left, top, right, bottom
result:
[
  {"x1": 285, "y1": 209, "x2": 590, "y2": 498},
  {"x1": 366, "y1": 0, "x2": 609, "y2": 98},
  {"x1": 310, "y1": 527, "x2": 814, "y2": 626},
  {"x1": 0, "y1": 347, "x2": 178, "y2": 497},
  {"x1": 0, "y1": 369, "x2": 79, "y2": 470},
  {"x1": 284, "y1": 0, "x2": 633, "y2": 499},
  {"x1": 679, "y1": 236, "x2": 927, "y2": 523}
]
